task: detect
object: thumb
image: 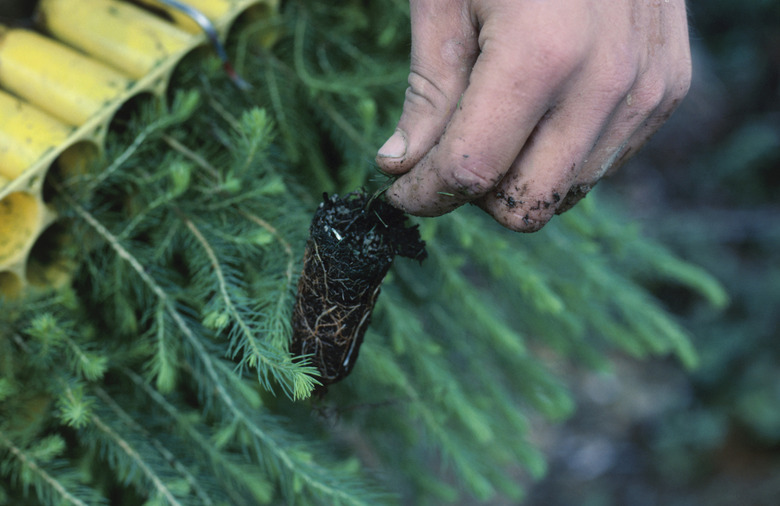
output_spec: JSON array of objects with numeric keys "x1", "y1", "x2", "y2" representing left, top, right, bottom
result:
[{"x1": 376, "y1": 0, "x2": 478, "y2": 175}]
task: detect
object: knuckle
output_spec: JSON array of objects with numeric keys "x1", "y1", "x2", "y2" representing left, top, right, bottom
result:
[
  {"x1": 601, "y1": 62, "x2": 639, "y2": 100},
  {"x1": 511, "y1": 29, "x2": 587, "y2": 85},
  {"x1": 534, "y1": 41, "x2": 585, "y2": 81},
  {"x1": 406, "y1": 69, "x2": 452, "y2": 113},
  {"x1": 670, "y1": 60, "x2": 693, "y2": 101},
  {"x1": 633, "y1": 78, "x2": 667, "y2": 114},
  {"x1": 588, "y1": 50, "x2": 640, "y2": 104}
]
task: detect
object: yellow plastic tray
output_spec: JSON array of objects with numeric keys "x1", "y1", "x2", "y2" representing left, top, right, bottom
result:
[{"x1": 0, "y1": 0, "x2": 276, "y2": 298}]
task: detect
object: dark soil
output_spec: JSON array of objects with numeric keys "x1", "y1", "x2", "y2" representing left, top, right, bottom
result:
[{"x1": 290, "y1": 191, "x2": 426, "y2": 394}]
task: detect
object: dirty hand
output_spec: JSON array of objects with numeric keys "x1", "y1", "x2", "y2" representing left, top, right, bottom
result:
[{"x1": 376, "y1": 0, "x2": 692, "y2": 231}]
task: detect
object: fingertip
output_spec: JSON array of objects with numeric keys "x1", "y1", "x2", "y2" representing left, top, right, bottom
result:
[
  {"x1": 506, "y1": 212, "x2": 553, "y2": 233},
  {"x1": 375, "y1": 130, "x2": 409, "y2": 175},
  {"x1": 554, "y1": 183, "x2": 595, "y2": 215},
  {"x1": 481, "y1": 200, "x2": 555, "y2": 233},
  {"x1": 377, "y1": 130, "x2": 407, "y2": 159},
  {"x1": 478, "y1": 182, "x2": 568, "y2": 233},
  {"x1": 383, "y1": 185, "x2": 407, "y2": 213},
  {"x1": 385, "y1": 168, "x2": 463, "y2": 218},
  {"x1": 384, "y1": 184, "x2": 424, "y2": 217}
]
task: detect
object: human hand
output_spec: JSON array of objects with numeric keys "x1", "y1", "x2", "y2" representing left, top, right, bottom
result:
[{"x1": 376, "y1": 0, "x2": 692, "y2": 231}]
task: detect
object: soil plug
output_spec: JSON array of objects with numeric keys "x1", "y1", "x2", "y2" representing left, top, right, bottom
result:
[{"x1": 291, "y1": 191, "x2": 426, "y2": 394}]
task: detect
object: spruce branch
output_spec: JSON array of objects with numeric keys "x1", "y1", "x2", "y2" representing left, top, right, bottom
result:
[
  {"x1": 0, "y1": 430, "x2": 90, "y2": 506},
  {"x1": 121, "y1": 367, "x2": 274, "y2": 504},
  {"x1": 363, "y1": 342, "x2": 498, "y2": 501},
  {"x1": 448, "y1": 213, "x2": 565, "y2": 316},
  {"x1": 257, "y1": 50, "x2": 381, "y2": 189},
  {"x1": 59, "y1": 193, "x2": 266, "y2": 410},
  {"x1": 176, "y1": 209, "x2": 312, "y2": 396},
  {"x1": 375, "y1": 299, "x2": 501, "y2": 444},
  {"x1": 146, "y1": 300, "x2": 179, "y2": 393},
  {"x1": 316, "y1": 97, "x2": 375, "y2": 155},
  {"x1": 56, "y1": 380, "x2": 95, "y2": 430},
  {"x1": 162, "y1": 134, "x2": 221, "y2": 181},
  {"x1": 293, "y1": 14, "x2": 401, "y2": 96},
  {"x1": 162, "y1": 131, "x2": 300, "y2": 365},
  {"x1": 207, "y1": 96, "x2": 243, "y2": 133},
  {"x1": 161, "y1": 134, "x2": 296, "y2": 287},
  {"x1": 53, "y1": 185, "x2": 247, "y2": 408},
  {"x1": 92, "y1": 387, "x2": 217, "y2": 506},
  {"x1": 263, "y1": 63, "x2": 299, "y2": 164},
  {"x1": 423, "y1": 241, "x2": 528, "y2": 358},
  {"x1": 58, "y1": 189, "x2": 379, "y2": 504},
  {"x1": 25, "y1": 313, "x2": 108, "y2": 382},
  {"x1": 82, "y1": 91, "x2": 200, "y2": 196},
  {"x1": 234, "y1": 108, "x2": 274, "y2": 177},
  {"x1": 238, "y1": 209, "x2": 298, "y2": 353},
  {"x1": 47, "y1": 368, "x2": 189, "y2": 505},
  {"x1": 633, "y1": 241, "x2": 729, "y2": 309},
  {"x1": 291, "y1": 6, "x2": 408, "y2": 96},
  {"x1": 116, "y1": 192, "x2": 181, "y2": 243},
  {"x1": 88, "y1": 412, "x2": 183, "y2": 506},
  {"x1": 260, "y1": 56, "x2": 335, "y2": 191},
  {"x1": 239, "y1": 210, "x2": 295, "y2": 286}
]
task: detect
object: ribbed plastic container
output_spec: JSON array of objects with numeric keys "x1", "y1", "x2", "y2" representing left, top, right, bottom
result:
[{"x1": 0, "y1": 0, "x2": 276, "y2": 298}]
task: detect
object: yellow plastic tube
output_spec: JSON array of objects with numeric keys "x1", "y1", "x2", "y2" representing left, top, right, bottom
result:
[
  {"x1": 0, "y1": 91, "x2": 74, "y2": 181},
  {"x1": 0, "y1": 191, "x2": 47, "y2": 266},
  {"x1": 137, "y1": 0, "x2": 243, "y2": 33},
  {"x1": 39, "y1": 0, "x2": 192, "y2": 79},
  {"x1": 0, "y1": 270, "x2": 23, "y2": 298},
  {"x1": 0, "y1": 28, "x2": 132, "y2": 126}
]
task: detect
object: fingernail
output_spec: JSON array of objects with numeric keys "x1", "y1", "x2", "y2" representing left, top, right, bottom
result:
[{"x1": 378, "y1": 131, "x2": 406, "y2": 159}]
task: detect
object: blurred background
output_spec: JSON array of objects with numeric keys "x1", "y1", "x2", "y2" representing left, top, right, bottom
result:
[{"x1": 524, "y1": 1, "x2": 780, "y2": 504}]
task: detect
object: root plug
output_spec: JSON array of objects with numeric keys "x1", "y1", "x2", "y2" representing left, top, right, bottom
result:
[{"x1": 290, "y1": 191, "x2": 426, "y2": 395}]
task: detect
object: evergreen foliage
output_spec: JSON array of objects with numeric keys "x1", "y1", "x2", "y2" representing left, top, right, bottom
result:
[{"x1": 0, "y1": 1, "x2": 725, "y2": 504}]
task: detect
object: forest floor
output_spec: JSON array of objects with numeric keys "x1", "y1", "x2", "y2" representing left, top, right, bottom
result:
[{"x1": 524, "y1": 354, "x2": 780, "y2": 506}]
